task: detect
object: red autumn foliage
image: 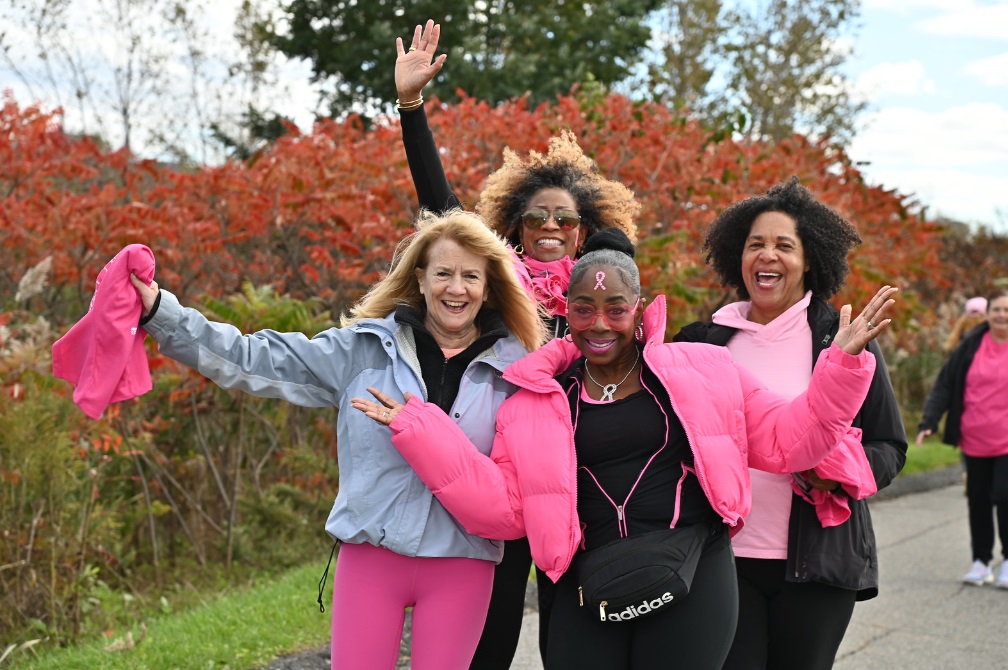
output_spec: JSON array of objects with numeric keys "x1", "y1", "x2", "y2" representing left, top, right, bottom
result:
[{"x1": 0, "y1": 89, "x2": 965, "y2": 348}]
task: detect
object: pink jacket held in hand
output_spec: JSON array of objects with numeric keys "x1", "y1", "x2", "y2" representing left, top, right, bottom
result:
[{"x1": 52, "y1": 244, "x2": 155, "y2": 419}]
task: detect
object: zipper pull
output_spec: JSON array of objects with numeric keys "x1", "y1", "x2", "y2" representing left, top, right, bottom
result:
[
  {"x1": 617, "y1": 505, "x2": 623, "y2": 522},
  {"x1": 599, "y1": 600, "x2": 608, "y2": 621},
  {"x1": 578, "y1": 586, "x2": 584, "y2": 607}
]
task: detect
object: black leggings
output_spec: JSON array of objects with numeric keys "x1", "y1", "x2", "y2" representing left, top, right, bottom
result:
[
  {"x1": 545, "y1": 531, "x2": 737, "y2": 670},
  {"x1": 721, "y1": 558, "x2": 856, "y2": 670},
  {"x1": 469, "y1": 536, "x2": 556, "y2": 669},
  {"x1": 964, "y1": 453, "x2": 1008, "y2": 564}
]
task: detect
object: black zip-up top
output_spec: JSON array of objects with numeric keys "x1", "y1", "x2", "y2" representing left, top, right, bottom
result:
[
  {"x1": 394, "y1": 306, "x2": 509, "y2": 414},
  {"x1": 675, "y1": 297, "x2": 907, "y2": 600}
]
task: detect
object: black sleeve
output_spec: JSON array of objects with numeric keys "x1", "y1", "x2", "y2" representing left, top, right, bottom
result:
[
  {"x1": 139, "y1": 291, "x2": 162, "y2": 326},
  {"x1": 856, "y1": 340, "x2": 908, "y2": 492},
  {"x1": 399, "y1": 105, "x2": 462, "y2": 214},
  {"x1": 919, "y1": 350, "x2": 958, "y2": 433}
]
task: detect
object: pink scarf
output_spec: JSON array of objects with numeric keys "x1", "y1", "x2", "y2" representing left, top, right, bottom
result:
[{"x1": 520, "y1": 254, "x2": 575, "y2": 317}]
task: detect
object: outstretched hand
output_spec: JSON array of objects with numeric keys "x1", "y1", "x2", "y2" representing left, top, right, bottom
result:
[
  {"x1": 351, "y1": 387, "x2": 414, "y2": 427},
  {"x1": 832, "y1": 285, "x2": 899, "y2": 355},
  {"x1": 395, "y1": 20, "x2": 447, "y2": 102},
  {"x1": 130, "y1": 273, "x2": 159, "y2": 317}
]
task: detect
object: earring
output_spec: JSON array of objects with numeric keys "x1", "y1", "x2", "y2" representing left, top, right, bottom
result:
[
  {"x1": 635, "y1": 325, "x2": 644, "y2": 342},
  {"x1": 513, "y1": 243, "x2": 524, "y2": 256}
]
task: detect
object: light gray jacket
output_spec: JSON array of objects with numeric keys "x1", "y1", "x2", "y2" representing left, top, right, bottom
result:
[{"x1": 144, "y1": 290, "x2": 526, "y2": 562}]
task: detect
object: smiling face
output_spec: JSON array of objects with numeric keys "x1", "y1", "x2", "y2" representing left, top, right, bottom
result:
[
  {"x1": 520, "y1": 187, "x2": 582, "y2": 262},
  {"x1": 987, "y1": 295, "x2": 1008, "y2": 342},
  {"x1": 566, "y1": 265, "x2": 642, "y2": 372},
  {"x1": 415, "y1": 238, "x2": 488, "y2": 348},
  {"x1": 741, "y1": 211, "x2": 810, "y2": 325}
]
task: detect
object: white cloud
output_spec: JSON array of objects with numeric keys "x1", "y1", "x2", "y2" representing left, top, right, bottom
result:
[
  {"x1": 965, "y1": 53, "x2": 1008, "y2": 87},
  {"x1": 855, "y1": 61, "x2": 937, "y2": 98},
  {"x1": 851, "y1": 103, "x2": 1008, "y2": 228},
  {"x1": 863, "y1": 0, "x2": 973, "y2": 12},
  {"x1": 915, "y1": 5, "x2": 1008, "y2": 40}
]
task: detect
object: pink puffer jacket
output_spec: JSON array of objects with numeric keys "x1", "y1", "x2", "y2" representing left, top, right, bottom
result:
[{"x1": 389, "y1": 295, "x2": 876, "y2": 582}]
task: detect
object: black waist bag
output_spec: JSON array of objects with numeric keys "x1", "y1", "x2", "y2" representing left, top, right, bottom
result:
[{"x1": 575, "y1": 522, "x2": 708, "y2": 623}]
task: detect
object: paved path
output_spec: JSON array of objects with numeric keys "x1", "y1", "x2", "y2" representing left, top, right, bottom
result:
[{"x1": 266, "y1": 467, "x2": 1008, "y2": 669}]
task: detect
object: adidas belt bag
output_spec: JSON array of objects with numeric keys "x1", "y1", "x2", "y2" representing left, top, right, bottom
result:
[{"x1": 574, "y1": 523, "x2": 707, "y2": 623}]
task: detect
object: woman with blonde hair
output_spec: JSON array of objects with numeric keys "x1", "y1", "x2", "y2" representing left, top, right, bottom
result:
[{"x1": 131, "y1": 209, "x2": 544, "y2": 669}]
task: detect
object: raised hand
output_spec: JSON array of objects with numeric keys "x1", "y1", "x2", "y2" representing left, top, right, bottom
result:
[
  {"x1": 832, "y1": 285, "x2": 899, "y2": 355},
  {"x1": 395, "y1": 20, "x2": 447, "y2": 102}
]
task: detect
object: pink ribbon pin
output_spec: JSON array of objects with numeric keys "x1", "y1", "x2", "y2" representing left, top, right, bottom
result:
[{"x1": 594, "y1": 271, "x2": 606, "y2": 291}]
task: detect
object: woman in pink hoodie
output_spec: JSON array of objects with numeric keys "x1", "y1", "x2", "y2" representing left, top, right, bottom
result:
[
  {"x1": 675, "y1": 178, "x2": 907, "y2": 670},
  {"x1": 354, "y1": 228, "x2": 896, "y2": 669}
]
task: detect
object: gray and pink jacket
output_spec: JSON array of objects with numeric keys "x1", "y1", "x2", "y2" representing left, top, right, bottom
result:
[{"x1": 388, "y1": 295, "x2": 876, "y2": 583}]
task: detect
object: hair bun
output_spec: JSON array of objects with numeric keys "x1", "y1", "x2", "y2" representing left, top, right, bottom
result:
[{"x1": 581, "y1": 228, "x2": 636, "y2": 258}]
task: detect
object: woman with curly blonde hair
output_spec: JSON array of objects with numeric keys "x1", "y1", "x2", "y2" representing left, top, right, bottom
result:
[{"x1": 392, "y1": 19, "x2": 640, "y2": 669}]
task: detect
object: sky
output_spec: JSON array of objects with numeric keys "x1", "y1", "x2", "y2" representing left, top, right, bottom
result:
[
  {"x1": 1, "y1": 0, "x2": 1005, "y2": 231},
  {"x1": 845, "y1": 0, "x2": 1008, "y2": 230}
]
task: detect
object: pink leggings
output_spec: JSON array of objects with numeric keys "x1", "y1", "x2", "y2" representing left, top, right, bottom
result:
[{"x1": 330, "y1": 542, "x2": 494, "y2": 669}]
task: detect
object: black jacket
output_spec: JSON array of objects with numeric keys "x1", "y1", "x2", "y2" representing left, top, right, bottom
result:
[
  {"x1": 919, "y1": 322, "x2": 989, "y2": 446},
  {"x1": 675, "y1": 297, "x2": 907, "y2": 600}
]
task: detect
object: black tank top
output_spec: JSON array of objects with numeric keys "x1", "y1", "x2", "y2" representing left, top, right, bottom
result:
[{"x1": 572, "y1": 362, "x2": 718, "y2": 550}]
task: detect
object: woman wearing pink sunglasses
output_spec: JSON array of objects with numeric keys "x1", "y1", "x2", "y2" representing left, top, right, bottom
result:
[{"x1": 393, "y1": 19, "x2": 639, "y2": 668}]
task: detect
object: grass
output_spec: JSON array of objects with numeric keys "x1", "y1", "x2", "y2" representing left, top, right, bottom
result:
[
  {"x1": 900, "y1": 434, "x2": 962, "y2": 476},
  {"x1": 10, "y1": 562, "x2": 333, "y2": 670}
]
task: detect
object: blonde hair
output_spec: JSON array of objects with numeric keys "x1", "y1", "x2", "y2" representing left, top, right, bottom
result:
[
  {"x1": 475, "y1": 130, "x2": 639, "y2": 246},
  {"x1": 342, "y1": 209, "x2": 547, "y2": 351},
  {"x1": 944, "y1": 313, "x2": 987, "y2": 353}
]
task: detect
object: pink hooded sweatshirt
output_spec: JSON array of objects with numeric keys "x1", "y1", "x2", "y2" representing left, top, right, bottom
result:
[
  {"x1": 387, "y1": 295, "x2": 876, "y2": 582},
  {"x1": 712, "y1": 296, "x2": 878, "y2": 529},
  {"x1": 52, "y1": 244, "x2": 155, "y2": 419}
]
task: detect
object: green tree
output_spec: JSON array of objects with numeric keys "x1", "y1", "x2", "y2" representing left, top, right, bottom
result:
[
  {"x1": 645, "y1": 0, "x2": 724, "y2": 115},
  {"x1": 721, "y1": 0, "x2": 864, "y2": 142},
  {"x1": 641, "y1": 0, "x2": 863, "y2": 142},
  {"x1": 264, "y1": 0, "x2": 661, "y2": 116}
]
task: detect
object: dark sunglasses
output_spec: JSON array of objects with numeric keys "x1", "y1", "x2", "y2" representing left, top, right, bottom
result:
[
  {"x1": 566, "y1": 299, "x2": 640, "y2": 332},
  {"x1": 520, "y1": 207, "x2": 581, "y2": 231}
]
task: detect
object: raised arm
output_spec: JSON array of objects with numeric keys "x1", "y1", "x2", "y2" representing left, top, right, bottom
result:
[
  {"x1": 131, "y1": 275, "x2": 342, "y2": 408},
  {"x1": 395, "y1": 20, "x2": 460, "y2": 214},
  {"x1": 742, "y1": 285, "x2": 897, "y2": 473}
]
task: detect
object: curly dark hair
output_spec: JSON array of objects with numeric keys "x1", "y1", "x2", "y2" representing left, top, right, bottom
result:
[
  {"x1": 703, "y1": 177, "x2": 862, "y2": 300},
  {"x1": 475, "y1": 130, "x2": 639, "y2": 247}
]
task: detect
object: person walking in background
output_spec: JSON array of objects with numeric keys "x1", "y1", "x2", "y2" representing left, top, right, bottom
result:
[
  {"x1": 918, "y1": 289, "x2": 1008, "y2": 589},
  {"x1": 944, "y1": 296, "x2": 988, "y2": 354},
  {"x1": 130, "y1": 210, "x2": 546, "y2": 670},
  {"x1": 674, "y1": 177, "x2": 907, "y2": 670},
  {"x1": 355, "y1": 228, "x2": 898, "y2": 670},
  {"x1": 394, "y1": 19, "x2": 640, "y2": 668}
]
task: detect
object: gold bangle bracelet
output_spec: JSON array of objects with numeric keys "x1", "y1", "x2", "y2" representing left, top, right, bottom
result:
[{"x1": 395, "y1": 95, "x2": 423, "y2": 111}]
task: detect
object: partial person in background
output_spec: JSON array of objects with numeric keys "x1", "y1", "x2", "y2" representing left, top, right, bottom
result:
[
  {"x1": 918, "y1": 289, "x2": 1008, "y2": 589},
  {"x1": 394, "y1": 19, "x2": 639, "y2": 668},
  {"x1": 131, "y1": 210, "x2": 546, "y2": 670},
  {"x1": 675, "y1": 178, "x2": 907, "y2": 670},
  {"x1": 355, "y1": 228, "x2": 898, "y2": 670},
  {"x1": 944, "y1": 296, "x2": 987, "y2": 354}
]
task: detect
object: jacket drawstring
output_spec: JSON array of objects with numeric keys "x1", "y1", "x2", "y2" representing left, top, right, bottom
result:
[{"x1": 317, "y1": 540, "x2": 340, "y2": 612}]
